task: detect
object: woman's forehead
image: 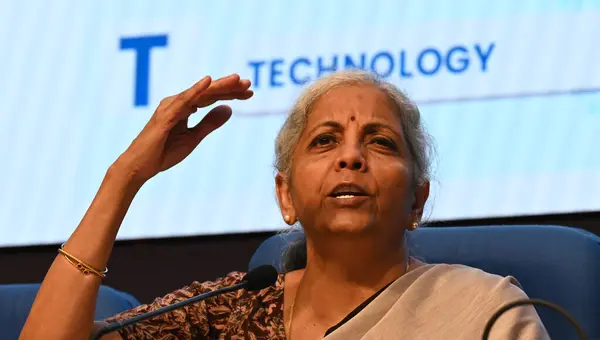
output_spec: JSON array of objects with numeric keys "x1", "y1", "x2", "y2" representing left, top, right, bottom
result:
[{"x1": 307, "y1": 84, "x2": 401, "y2": 127}]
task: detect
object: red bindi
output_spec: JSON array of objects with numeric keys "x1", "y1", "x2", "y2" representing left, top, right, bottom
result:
[{"x1": 350, "y1": 116, "x2": 356, "y2": 121}]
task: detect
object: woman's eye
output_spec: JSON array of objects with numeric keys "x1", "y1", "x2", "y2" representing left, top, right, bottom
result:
[
  {"x1": 371, "y1": 137, "x2": 397, "y2": 150},
  {"x1": 310, "y1": 134, "x2": 336, "y2": 147}
]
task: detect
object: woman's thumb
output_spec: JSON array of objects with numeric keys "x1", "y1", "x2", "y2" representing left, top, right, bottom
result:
[{"x1": 191, "y1": 105, "x2": 233, "y2": 142}]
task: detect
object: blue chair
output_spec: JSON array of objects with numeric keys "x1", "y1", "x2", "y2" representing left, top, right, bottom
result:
[
  {"x1": 249, "y1": 225, "x2": 600, "y2": 340},
  {"x1": 0, "y1": 283, "x2": 140, "y2": 340}
]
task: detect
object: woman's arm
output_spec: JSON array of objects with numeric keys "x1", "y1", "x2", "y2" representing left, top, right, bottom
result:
[
  {"x1": 19, "y1": 165, "x2": 141, "y2": 340},
  {"x1": 19, "y1": 74, "x2": 253, "y2": 340}
]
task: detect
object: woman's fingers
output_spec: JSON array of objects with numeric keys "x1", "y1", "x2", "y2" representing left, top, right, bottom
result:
[
  {"x1": 165, "y1": 76, "x2": 212, "y2": 112},
  {"x1": 191, "y1": 75, "x2": 252, "y2": 107},
  {"x1": 209, "y1": 91, "x2": 254, "y2": 101},
  {"x1": 154, "y1": 74, "x2": 252, "y2": 131},
  {"x1": 202, "y1": 74, "x2": 243, "y2": 95},
  {"x1": 175, "y1": 74, "x2": 251, "y2": 109},
  {"x1": 195, "y1": 90, "x2": 254, "y2": 107},
  {"x1": 155, "y1": 76, "x2": 212, "y2": 129}
]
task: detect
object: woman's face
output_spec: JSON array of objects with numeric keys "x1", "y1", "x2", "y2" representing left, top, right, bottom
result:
[{"x1": 276, "y1": 84, "x2": 428, "y2": 238}]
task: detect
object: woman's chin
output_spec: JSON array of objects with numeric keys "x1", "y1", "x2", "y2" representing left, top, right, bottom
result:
[{"x1": 324, "y1": 214, "x2": 375, "y2": 234}]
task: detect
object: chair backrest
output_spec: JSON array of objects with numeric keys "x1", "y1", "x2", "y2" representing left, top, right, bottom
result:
[
  {"x1": 249, "y1": 225, "x2": 600, "y2": 340},
  {"x1": 0, "y1": 283, "x2": 140, "y2": 340}
]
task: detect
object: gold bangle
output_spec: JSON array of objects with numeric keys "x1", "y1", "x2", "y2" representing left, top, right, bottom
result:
[{"x1": 58, "y1": 244, "x2": 108, "y2": 278}]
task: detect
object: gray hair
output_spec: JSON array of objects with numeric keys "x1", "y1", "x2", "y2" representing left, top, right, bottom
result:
[{"x1": 274, "y1": 70, "x2": 434, "y2": 272}]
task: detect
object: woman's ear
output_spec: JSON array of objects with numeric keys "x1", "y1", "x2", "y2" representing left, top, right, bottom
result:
[
  {"x1": 275, "y1": 172, "x2": 297, "y2": 225},
  {"x1": 412, "y1": 181, "x2": 430, "y2": 222}
]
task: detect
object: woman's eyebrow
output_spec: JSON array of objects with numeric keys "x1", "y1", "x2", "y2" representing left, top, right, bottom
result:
[
  {"x1": 306, "y1": 121, "x2": 344, "y2": 135},
  {"x1": 363, "y1": 122, "x2": 402, "y2": 139}
]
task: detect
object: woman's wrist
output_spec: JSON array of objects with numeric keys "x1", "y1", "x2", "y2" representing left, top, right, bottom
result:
[{"x1": 107, "y1": 157, "x2": 148, "y2": 191}]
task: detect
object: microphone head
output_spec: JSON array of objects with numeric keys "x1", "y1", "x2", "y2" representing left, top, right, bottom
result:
[{"x1": 242, "y1": 265, "x2": 278, "y2": 291}]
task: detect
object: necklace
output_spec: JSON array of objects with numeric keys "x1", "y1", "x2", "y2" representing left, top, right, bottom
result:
[{"x1": 286, "y1": 258, "x2": 411, "y2": 339}]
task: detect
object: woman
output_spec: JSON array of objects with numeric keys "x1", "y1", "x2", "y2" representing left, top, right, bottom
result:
[{"x1": 20, "y1": 71, "x2": 548, "y2": 339}]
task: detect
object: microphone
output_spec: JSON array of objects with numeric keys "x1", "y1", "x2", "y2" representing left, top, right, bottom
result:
[
  {"x1": 92, "y1": 265, "x2": 278, "y2": 340},
  {"x1": 481, "y1": 298, "x2": 588, "y2": 340}
]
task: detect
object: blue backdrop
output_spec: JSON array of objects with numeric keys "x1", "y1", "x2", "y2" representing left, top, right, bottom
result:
[{"x1": 0, "y1": 0, "x2": 599, "y2": 246}]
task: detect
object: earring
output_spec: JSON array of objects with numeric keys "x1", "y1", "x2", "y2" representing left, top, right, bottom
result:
[
  {"x1": 408, "y1": 222, "x2": 419, "y2": 231},
  {"x1": 284, "y1": 215, "x2": 296, "y2": 225}
]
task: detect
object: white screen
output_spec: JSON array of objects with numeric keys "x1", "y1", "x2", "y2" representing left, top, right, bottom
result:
[{"x1": 1, "y1": 0, "x2": 599, "y2": 246}]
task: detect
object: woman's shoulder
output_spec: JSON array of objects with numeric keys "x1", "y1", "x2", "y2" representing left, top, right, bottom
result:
[
  {"x1": 105, "y1": 271, "x2": 286, "y2": 339},
  {"x1": 187, "y1": 270, "x2": 285, "y2": 298},
  {"x1": 410, "y1": 261, "x2": 529, "y2": 302},
  {"x1": 107, "y1": 271, "x2": 285, "y2": 322},
  {"x1": 402, "y1": 261, "x2": 548, "y2": 338}
]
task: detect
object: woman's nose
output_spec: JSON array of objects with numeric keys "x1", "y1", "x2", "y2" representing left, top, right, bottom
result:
[{"x1": 335, "y1": 142, "x2": 367, "y2": 172}]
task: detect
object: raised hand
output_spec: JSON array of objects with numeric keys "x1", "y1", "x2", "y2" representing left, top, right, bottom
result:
[
  {"x1": 115, "y1": 74, "x2": 253, "y2": 183},
  {"x1": 21, "y1": 73, "x2": 254, "y2": 340}
]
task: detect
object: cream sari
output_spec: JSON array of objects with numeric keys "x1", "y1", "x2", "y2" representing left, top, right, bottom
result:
[{"x1": 324, "y1": 260, "x2": 549, "y2": 340}]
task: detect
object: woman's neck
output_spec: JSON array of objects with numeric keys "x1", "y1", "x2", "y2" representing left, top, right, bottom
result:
[
  {"x1": 290, "y1": 235, "x2": 409, "y2": 330},
  {"x1": 308, "y1": 235, "x2": 406, "y2": 283}
]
